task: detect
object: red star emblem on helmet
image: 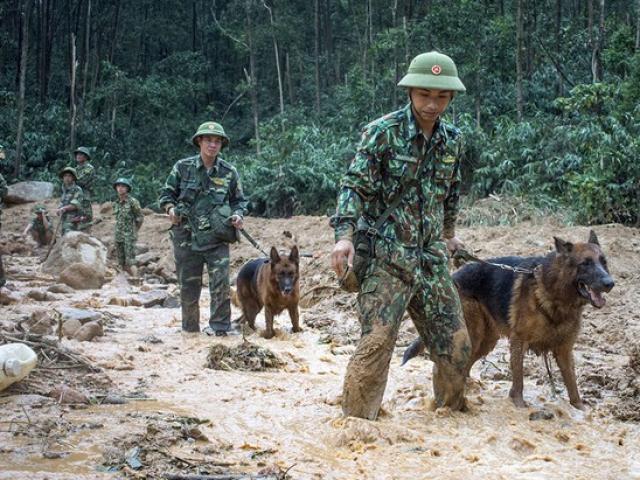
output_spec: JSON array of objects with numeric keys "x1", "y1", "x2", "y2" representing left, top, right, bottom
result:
[{"x1": 431, "y1": 64, "x2": 442, "y2": 75}]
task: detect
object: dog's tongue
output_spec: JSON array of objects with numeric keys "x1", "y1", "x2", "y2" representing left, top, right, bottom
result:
[{"x1": 588, "y1": 287, "x2": 606, "y2": 308}]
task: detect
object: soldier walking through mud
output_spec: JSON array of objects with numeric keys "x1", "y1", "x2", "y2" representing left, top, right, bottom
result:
[
  {"x1": 330, "y1": 51, "x2": 472, "y2": 420},
  {"x1": 159, "y1": 122, "x2": 248, "y2": 336},
  {"x1": 0, "y1": 144, "x2": 7, "y2": 288},
  {"x1": 113, "y1": 178, "x2": 143, "y2": 277},
  {"x1": 74, "y1": 147, "x2": 95, "y2": 231},
  {"x1": 56, "y1": 167, "x2": 85, "y2": 236}
]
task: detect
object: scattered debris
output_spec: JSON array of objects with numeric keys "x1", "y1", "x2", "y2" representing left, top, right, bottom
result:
[{"x1": 205, "y1": 342, "x2": 284, "y2": 372}]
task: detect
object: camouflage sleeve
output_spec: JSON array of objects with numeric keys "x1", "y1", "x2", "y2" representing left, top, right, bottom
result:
[
  {"x1": 443, "y1": 139, "x2": 463, "y2": 239},
  {"x1": 229, "y1": 170, "x2": 249, "y2": 218},
  {"x1": 70, "y1": 187, "x2": 83, "y2": 210},
  {"x1": 77, "y1": 164, "x2": 96, "y2": 190},
  {"x1": 329, "y1": 128, "x2": 382, "y2": 243},
  {"x1": 132, "y1": 198, "x2": 144, "y2": 228},
  {"x1": 158, "y1": 163, "x2": 181, "y2": 212},
  {"x1": 0, "y1": 174, "x2": 7, "y2": 200}
]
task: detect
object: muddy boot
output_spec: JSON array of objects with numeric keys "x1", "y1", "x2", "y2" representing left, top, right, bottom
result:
[
  {"x1": 341, "y1": 323, "x2": 397, "y2": 420},
  {"x1": 432, "y1": 355, "x2": 468, "y2": 411}
]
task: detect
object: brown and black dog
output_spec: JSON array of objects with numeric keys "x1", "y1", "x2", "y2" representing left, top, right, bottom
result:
[
  {"x1": 403, "y1": 231, "x2": 614, "y2": 409},
  {"x1": 235, "y1": 246, "x2": 301, "y2": 339}
]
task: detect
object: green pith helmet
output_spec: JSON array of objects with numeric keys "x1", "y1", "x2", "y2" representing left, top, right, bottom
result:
[
  {"x1": 191, "y1": 122, "x2": 230, "y2": 148},
  {"x1": 58, "y1": 166, "x2": 78, "y2": 180},
  {"x1": 73, "y1": 146, "x2": 91, "y2": 160},
  {"x1": 113, "y1": 177, "x2": 132, "y2": 192},
  {"x1": 398, "y1": 51, "x2": 466, "y2": 92},
  {"x1": 33, "y1": 204, "x2": 47, "y2": 213}
]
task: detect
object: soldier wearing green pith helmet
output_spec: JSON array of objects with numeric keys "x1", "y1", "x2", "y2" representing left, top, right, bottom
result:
[
  {"x1": 74, "y1": 146, "x2": 95, "y2": 231},
  {"x1": 330, "y1": 51, "x2": 472, "y2": 420},
  {"x1": 0, "y1": 144, "x2": 7, "y2": 287},
  {"x1": 56, "y1": 167, "x2": 85, "y2": 235},
  {"x1": 159, "y1": 122, "x2": 248, "y2": 336},
  {"x1": 113, "y1": 178, "x2": 143, "y2": 276}
]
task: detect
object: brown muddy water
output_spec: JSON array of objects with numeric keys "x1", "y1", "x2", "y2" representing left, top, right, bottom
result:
[{"x1": 1, "y1": 206, "x2": 639, "y2": 479}]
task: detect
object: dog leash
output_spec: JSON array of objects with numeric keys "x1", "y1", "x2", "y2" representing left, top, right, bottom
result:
[
  {"x1": 239, "y1": 228, "x2": 314, "y2": 258},
  {"x1": 452, "y1": 248, "x2": 535, "y2": 274}
]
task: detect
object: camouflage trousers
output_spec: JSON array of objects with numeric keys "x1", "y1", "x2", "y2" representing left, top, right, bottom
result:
[
  {"x1": 171, "y1": 225, "x2": 231, "y2": 333},
  {"x1": 115, "y1": 238, "x2": 137, "y2": 267},
  {"x1": 79, "y1": 196, "x2": 93, "y2": 231},
  {"x1": 342, "y1": 250, "x2": 471, "y2": 420}
]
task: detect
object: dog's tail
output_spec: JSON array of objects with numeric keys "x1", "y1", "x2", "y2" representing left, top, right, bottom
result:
[{"x1": 401, "y1": 337, "x2": 426, "y2": 365}]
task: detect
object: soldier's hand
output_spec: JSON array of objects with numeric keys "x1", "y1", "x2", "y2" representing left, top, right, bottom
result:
[
  {"x1": 230, "y1": 215, "x2": 243, "y2": 230},
  {"x1": 168, "y1": 207, "x2": 181, "y2": 225},
  {"x1": 445, "y1": 236, "x2": 465, "y2": 255},
  {"x1": 331, "y1": 239, "x2": 354, "y2": 279}
]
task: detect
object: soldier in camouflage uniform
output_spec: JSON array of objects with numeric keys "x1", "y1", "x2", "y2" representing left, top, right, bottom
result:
[
  {"x1": 23, "y1": 204, "x2": 54, "y2": 246},
  {"x1": 0, "y1": 144, "x2": 7, "y2": 288},
  {"x1": 74, "y1": 147, "x2": 95, "y2": 231},
  {"x1": 113, "y1": 178, "x2": 143, "y2": 276},
  {"x1": 56, "y1": 167, "x2": 85, "y2": 235},
  {"x1": 159, "y1": 122, "x2": 248, "y2": 336},
  {"x1": 330, "y1": 51, "x2": 472, "y2": 420}
]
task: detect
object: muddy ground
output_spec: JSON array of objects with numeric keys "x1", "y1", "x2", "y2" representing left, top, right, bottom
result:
[{"x1": 0, "y1": 198, "x2": 639, "y2": 479}]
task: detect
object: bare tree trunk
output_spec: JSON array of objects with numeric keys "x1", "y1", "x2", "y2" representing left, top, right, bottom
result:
[
  {"x1": 262, "y1": 1, "x2": 284, "y2": 115},
  {"x1": 636, "y1": 0, "x2": 640, "y2": 51},
  {"x1": 591, "y1": 0, "x2": 605, "y2": 82},
  {"x1": 391, "y1": 0, "x2": 398, "y2": 108},
  {"x1": 555, "y1": 0, "x2": 564, "y2": 96},
  {"x1": 516, "y1": 0, "x2": 524, "y2": 122},
  {"x1": 314, "y1": 0, "x2": 321, "y2": 114},
  {"x1": 246, "y1": 0, "x2": 260, "y2": 155},
  {"x1": 403, "y1": 16, "x2": 409, "y2": 64},
  {"x1": 80, "y1": 0, "x2": 91, "y2": 118},
  {"x1": 285, "y1": 51, "x2": 294, "y2": 104},
  {"x1": 109, "y1": 0, "x2": 121, "y2": 63},
  {"x1": 70, "y1": 32, "x2": 78, "y2": 151},
  {"x1": 15, "y1": 0, "x2": 33, "y2": 178}
]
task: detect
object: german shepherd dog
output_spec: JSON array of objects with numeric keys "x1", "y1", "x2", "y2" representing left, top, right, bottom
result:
[
  {"x1": 403, "y1": 231, "x2": 614, "y2": 409},
  {"x1": 235, "y1": 246, "x2": 301, "y2": 339}
]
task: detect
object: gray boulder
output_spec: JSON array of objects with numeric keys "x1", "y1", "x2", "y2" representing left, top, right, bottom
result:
[{"x1": 4, "y1": 181, "x2": 55, "y2": 204}]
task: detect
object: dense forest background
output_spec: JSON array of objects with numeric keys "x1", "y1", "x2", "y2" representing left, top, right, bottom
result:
[{"x1": 1, "y1": 0, "x2": 639, "y2": 224}]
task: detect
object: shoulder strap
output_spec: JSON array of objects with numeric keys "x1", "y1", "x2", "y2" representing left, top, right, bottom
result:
[{"x1": 369, "y1": 140, "x2": 441, "y2": 234}]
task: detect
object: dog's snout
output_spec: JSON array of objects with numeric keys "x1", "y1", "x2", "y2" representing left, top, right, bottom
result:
[{"x1": 602, "y1": 277, "x2": 614, "y2": 292}]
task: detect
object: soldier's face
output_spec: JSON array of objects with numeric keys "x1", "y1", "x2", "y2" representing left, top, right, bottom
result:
[
  {"x1": 410, "y1": 88, "x2": 452, "y2": 123},
  {"x1": 62, "y1": 173, "x2": 74, "y2": 185},
  {"x1": 75, "y1": 153, "x2": 88, "y2": 164},
  {"x1": 116, "y1": 184, "x2": 129, "y2": 196},
  {"x1": 198, "y1": 135, "x2": 223, "y2": 160}
]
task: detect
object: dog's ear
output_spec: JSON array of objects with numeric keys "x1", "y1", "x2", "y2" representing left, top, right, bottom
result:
[
  {"x1": 289, "y1": 245, "x2": 299, "y2": 264},
  {"x1": 554, "y1": 236, "x2": 573, "y2": 254},
  {"x1": 588, "y1": 230, "x2": 600, "y2": 246},
  {"x1": 270, "y1": 246, "x2": 281, "y2": 264}
]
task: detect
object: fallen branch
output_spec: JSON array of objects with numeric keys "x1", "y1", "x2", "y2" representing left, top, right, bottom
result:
[{"x1": 300, "y1": 284, "x2": 341, "y2": 299}]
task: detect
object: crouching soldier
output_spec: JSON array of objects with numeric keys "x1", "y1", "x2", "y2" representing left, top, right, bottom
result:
[
  {"x1": 56, "y1": 167, "x2": 85, "y2": 235},
  {"x1": 113, "y1": 178, "x2": 143, "y2": 276},
  {"x1": 23, "y1": 204, "x2": 54, "y2": 246}
]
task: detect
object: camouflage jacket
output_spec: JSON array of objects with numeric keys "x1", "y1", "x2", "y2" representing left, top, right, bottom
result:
[
  {"x1": 158, "y1": 154, "x2": 248, "y2": 221},
  {"x1": 0, "y1": 174, "x2": 6, "y2": 225},
  {"x1": 76, "y1": 162, "x2": 96, "y2": 197},
  {"x1": 59, "y1": 184, "x2": 84, "y2": 222},
  {"x1": 331, "y1": 103, "x2": 462, "y2": 265},
  {"x1": 114, "y1": 195, "x2": 143, "y2": 242}
]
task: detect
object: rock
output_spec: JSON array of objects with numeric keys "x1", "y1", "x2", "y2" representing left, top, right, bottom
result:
[
  {"x1": 99, "y1": 202, "x2": 113, "y2": 214},
  {"x1": 136, "y1": 290, "x2": 169, "y2": 308},
  {"x1": 58, "y1": 307, "x2": 103, "y2": 325},
  {"x1": 62, "y1": 319, "x2": 83, "y2": 338},
  {"x1": 529, "y1": 409, "x2": 555, "y2": 421},
  {"x1": 135, "y1": 251, "x2": 160, "y2": 265},
  {"x1": 162, "y1": 295, "x2": 180, "y2": 309},
  {"x1": 135, "y1": 244, "x2": 150, "y2": 255},
  {"x1": 26, "y1": 289, "x2": 59, "y2": 302},
  {"x1": 42, "y1": 232, "x2": 108, "y2": 282},
  {"x1": 108, "y1": 296, "x2": 142, "y2": 307},
  {"x1": 73, "y1": 321, "x2": 104, "y2": 342},
  {"x1": 59, "y1": 262, "x2": 105, "y2": 290},
  {"x1": 0, "y1": 290, "x2": 20, "y2": 305},
  {"x1": 4, "y1": 181, "x2": 55, "y2": 204},
  {"x1": 48, "y1": 385, "x2": 89, "y2": 404},
  {"x1": 47, "y1": 283, "x2": 75, "y2": 294},
  {"x1": 25, "y1": 310, "x2": 55, "y2": 335}
]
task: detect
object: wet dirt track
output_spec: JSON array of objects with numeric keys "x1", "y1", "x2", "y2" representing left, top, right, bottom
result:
[{"x1": 1, "y1": 200, "x2": 639, "y2": 479}]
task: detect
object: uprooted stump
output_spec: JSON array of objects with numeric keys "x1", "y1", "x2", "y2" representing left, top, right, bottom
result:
[{"x1": 205, "y1": 342, "x2": 284, "y2": 372}]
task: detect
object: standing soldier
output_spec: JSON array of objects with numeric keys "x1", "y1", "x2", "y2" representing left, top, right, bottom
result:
[
  {"x1": 56, "y1": 167, "x2": 85, "y2": 235},
  {"x1": 0, "y1": 144, "x2": 7, "y2": 287},
  {"x1": 74, "y1": 146, "x2": 95, "y2": 231},
  {"x1": 330, "y1": 51, "x2": 471, "y2": 420},
  {"x1": 159, "y1": 122, "x2": 248, "y2": 336},
  {"x1": 113, "y1": 177, "x2": 143, "y2": 277},
  {"x1": 23, "y1": 205, "x2": 54, "y2": 246}
]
